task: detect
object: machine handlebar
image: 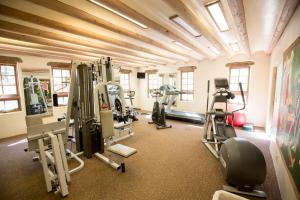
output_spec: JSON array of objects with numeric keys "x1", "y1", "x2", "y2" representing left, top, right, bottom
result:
[
  {"x1": 239, "y1": 83, "x2": 245, "y2": 106},
  {"x1": 206, "y1": 111, "x2": 233, "y2": 115},
  {"x1": 150, "y1": 89, "x2": 163, "y2": 97},
  {"x1": 206, "y1": 81, "x2": 246, "y2": 116},
  {"x1": 126, "y1": 90, "x2": 135, "y2": 97},
  {"x1": 232, "y1": 82, "x2": 246, "y2": 113},
  {"x1": 212, "y1": 88, "x2": 235, "y2": 99}
]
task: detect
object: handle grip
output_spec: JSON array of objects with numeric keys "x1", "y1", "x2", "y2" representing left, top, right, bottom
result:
[{"x1": 238, "y1": 82, "x2": 246, "y2": 109}]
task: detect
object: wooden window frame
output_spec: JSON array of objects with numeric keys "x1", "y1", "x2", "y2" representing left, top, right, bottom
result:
[
  {"x1": 147, "y1": 73, "x2": 158, "y2": 98},
  {"x1": 52, "y1": 67, "x2": 71, "y2": 106},
  {"x1": 228, "y1": 66, "x2": 250, "y2": 104},
  {"x1": 180, "y1": 71, "x2": 194, "y2": 101},
  {"x1": 0, "y1": 63, "x2": 21, "y2": 113},
  {"x1": 120, "y1": 72, "x2": 130, "y2": 92}
]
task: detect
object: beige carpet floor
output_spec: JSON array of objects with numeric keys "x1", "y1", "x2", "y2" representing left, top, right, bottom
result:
[{"x1": 0, "y1": 114, "x2": 281, "y2": 200}]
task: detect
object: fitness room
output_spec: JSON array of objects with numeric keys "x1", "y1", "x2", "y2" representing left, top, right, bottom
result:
[{"x1": 0, "y1": 0, "x2": 299, "y2": 200}]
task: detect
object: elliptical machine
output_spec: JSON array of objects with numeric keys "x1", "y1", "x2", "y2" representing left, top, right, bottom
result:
[
  {"x1": 202, "y1": 78, "x2": 243, "y2": 158},
  {"x1": 203, "y1": 78, "x2": 267, "y2": 198},
  {"x1": 148, "y1": 89, "x2": 172, "y2": 129}
]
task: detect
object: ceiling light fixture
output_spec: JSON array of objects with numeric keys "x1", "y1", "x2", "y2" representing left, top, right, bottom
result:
[
  {"x1": 88, "y1": 0, "x2": 148, "y2": 29},
  {"x1": 173, "y1": 41, "x2": 192, "y2": 51},
  {"x1": 209, "y1": 46, "x2": 220, "y2": 55},
  {"x1": 229, "y1": 43, "x2": 240, "y2": 52},
  {"x1": 206, "y1": 1, "x2": 229, "y2": 32},
  {"x1": 169, "y1": 15, "x2": 201, "y2": 37}
]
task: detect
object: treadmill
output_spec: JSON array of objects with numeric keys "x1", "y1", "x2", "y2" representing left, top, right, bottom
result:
[
  {"x1": 165, "y1": 110, "x2": 205, "y2": 124},
  {"x1": 160, "y1": 85, "x2": 205, "y2": 125}
]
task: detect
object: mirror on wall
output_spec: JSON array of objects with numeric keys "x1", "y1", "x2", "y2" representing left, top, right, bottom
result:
[{"x1": 22, "y1": 69, "x2": 52, "y2": 116}]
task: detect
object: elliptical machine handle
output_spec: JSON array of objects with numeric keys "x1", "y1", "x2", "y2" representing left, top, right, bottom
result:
[
  {"x1": 239, "y1": 82, "x2": 246, "y2": 110},
  {"x1": 206, "y1": 80, "x2": 210, "y2": 114}
]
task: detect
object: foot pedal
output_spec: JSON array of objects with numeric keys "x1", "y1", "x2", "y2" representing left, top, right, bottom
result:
[{"x1": 223, "y1": 185, "x2": 266, "y2": 198}]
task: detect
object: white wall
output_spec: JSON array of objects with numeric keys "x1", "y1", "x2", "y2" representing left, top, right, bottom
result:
[
  {"x1": 0, "y1": 53, "x2": 69, "y2": 139},
  {"x1": 266, "y1": 5, "x2": 300, "y2": 136},
  {"x1": 0, "y1": 64, "x2": 27, "y2": 139},
  {"x1": 266, "y1": 5, "x2": 300, "y2": 200},
  {"x1": 136, "y1": 51, "x2": 270, "y2": 127}
]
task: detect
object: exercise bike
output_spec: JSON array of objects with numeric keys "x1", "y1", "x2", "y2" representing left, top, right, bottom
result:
[
  {"x1": 203, "y1": 78, "x2": 267, "y2": 198},
  {"x1": 125, "y1": 90, "x2": 139, "y2": 121},
  {"x1": 148, "y1": 89, "x2": 172, "y2": 129}
]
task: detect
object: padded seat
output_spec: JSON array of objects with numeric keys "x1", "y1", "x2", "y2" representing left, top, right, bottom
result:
[
  {"x1": 114, "y1": 122, "x2": 131, "y2": 129},
  {"x1": 107, "y1": 144, "x2": 137, "y2": 158}
]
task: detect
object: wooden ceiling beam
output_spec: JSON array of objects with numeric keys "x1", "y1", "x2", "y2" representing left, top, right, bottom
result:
[
  {"x1": 0, "y1": 40, "x2": 152, "y2": 66},
  {"x1": 22, "y1": 68, "x2": 50, "y2": 73},
  {"x1": 0, "y1": 29, "x2": 122, "y2": 60},
  {"x1": 0, "y1": 46, "x2": 143, "y2": 67},
  {"x1": 162, "y1": 0, "x2": 225, "y2": 54},
  {"x1": 0, "y1": 55, "x2": 22, "y2": 63},
  {"x1": 267, "y1": 0, "x2": 300, "y2": 54},
  {"x1": 0, "y1": 4, "x2": 182, "y2": 62},
  {"x1": 47, "y1": 62, "x2": 71, "y2": 68},
  {"x1": 227, "y1": 0, "x2": 250, "y2": 54},
  {"x1": 0, "y1": 47, "x2": 88, "y2": 61},
  {"x1": 93, "y1": 0, "x2": 211, "y2": 58},
  {"x1": 0, "y1": 20, "x2": 166, "y2": 65},
  {"x1": 26, "y1": 0, "x2": 195, "y2": 60}
]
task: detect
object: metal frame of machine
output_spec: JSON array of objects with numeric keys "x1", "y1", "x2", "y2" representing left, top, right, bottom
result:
[
  {"x1": 25, "y1": 57, "x2": 137, "y2": 197},
  {"x1": 202, "y1": 78, "x2": 266, "y2": 198},
  {"x1": 65, "y1": 57, "x2": 137, "y2": 172},
  {"x1": 202, "y1": 78, "x2": 245, "y2": 159},
  {"x1": 148, "y1": 88, "x2": 172, "y2": 129},
  {"x1": 25, "y1": 115, "x2": 84, "y2": 197},
  {"x1": 125, "y1": 90, "x2": 139, "y2": 121}
]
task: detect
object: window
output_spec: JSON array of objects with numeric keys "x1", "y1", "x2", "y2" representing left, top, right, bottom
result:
[
  {"x1": 229, "y1": 66, "x2": 250, "y2": 104},
  {"x1": 148, "y1": 73, "x2": 158, "y2": 97},
  {"x1": 52, "y1": 68, "x2": 71, "y2": 106},
  {"x1": 158, "y1": 75, "x2": 163, "y2": 88},
  {"x1": 120, "y1": 73, "x2": 130, "y2": 91},
  {"x1": 0, "y1": 64, "x2": 20, "y2": 113},
  {"x1": 180, "y1": 71, "x2": 194, "y2": 101},
  {"x1": 169, "y1": 76, "x2": 174, "y2": 85}
]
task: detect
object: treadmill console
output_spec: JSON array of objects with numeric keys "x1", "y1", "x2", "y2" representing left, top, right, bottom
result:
[{"x1": 214, "y1": 78, "x2": 229, "y2": 89}]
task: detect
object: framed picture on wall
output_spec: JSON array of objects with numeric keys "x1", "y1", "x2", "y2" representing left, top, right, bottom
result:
[{"x1": 276, "y1": 35, "x2": 300, "y2": 195}]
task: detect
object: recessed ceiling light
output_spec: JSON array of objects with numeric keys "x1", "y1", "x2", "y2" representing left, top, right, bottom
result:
[
  {"x1": 173, "y1": 41, "x2": 192, "y2": 51},
  {"x1": 88, "y1": 0, "x2": 148, "y2": 29},
  {"x1": 229, "y1": 43, "x2": 239, "y2": 52},
  {"x1": 170, "y1": 15, "x2": 201, "y2": 37},
  {"x1": 209, "y1": 46, "x2": 220, "y2": 55},
  {"x1": 206, "y1": 1, "x2": 229, "y2": 32}
]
